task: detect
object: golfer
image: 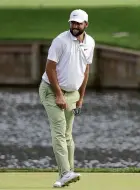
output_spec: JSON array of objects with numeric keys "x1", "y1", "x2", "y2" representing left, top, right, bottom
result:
[{"x1": 39, "y1": 9, "x2": 95, "y2": 188}]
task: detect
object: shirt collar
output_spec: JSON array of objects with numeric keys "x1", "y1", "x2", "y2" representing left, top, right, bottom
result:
[{"x1": 69, "y1": 30, "x2": 87, "y2": 43}]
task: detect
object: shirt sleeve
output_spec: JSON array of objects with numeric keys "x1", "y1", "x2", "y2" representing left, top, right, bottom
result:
[
  {"x1": 47, "y1": 38, "x2": 63, "y2": 63},
  {"x1": 88, "y1": 40, "x2": 95, "y2": 64}
]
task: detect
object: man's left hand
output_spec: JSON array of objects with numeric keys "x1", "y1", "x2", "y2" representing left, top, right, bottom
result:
[
  {"x1": 72, "y1": 98, "x2": 83, "y2": 116},
  {"x1": 76, "y1": 98, "x2": 83, "y2": 108}
]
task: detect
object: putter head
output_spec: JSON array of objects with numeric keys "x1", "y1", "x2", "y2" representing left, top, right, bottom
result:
[{"x1": 72, "y1": 107, "x2": 81, "y2": 116}]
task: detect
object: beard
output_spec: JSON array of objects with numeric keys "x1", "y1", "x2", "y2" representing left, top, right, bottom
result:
[{"x1": 70, "y1": 28, "x2": 85, "y2": 37}]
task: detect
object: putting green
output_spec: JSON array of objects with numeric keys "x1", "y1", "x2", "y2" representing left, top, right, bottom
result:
[
  {"x1": 0, "y1": 0, "x2": 139, "y2": 7},
  {"x1": 0, "y1": 172, "x2": 140, "y2": 190}
]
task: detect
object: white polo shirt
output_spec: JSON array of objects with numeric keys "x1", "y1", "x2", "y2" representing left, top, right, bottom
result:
[{"x1": 42, "y1": 30, "x2": 95, "y2": 92}]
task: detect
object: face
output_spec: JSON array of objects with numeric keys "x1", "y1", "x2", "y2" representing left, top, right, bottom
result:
[{"x1": 70, "y1": 21, "x2": 88, "y2": 37}]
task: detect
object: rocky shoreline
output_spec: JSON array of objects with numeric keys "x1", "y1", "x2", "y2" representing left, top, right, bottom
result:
[{"x1": 0, "y1": 89, "x2": 140, "y2": 168}]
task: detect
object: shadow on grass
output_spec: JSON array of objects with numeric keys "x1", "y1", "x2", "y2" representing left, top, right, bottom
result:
[{"x1": 0, "y1": 6, "x2": 140, "y2": 49}]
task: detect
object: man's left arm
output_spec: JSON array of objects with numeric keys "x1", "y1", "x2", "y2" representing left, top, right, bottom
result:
[
  {"x1": 76, "y1": 40, "x2": 95, "y2": 108},
  {"x1": 76, "y1": 64, "x2": 89, "y2": 108}
]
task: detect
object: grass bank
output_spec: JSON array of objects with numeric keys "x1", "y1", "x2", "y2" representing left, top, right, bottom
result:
[
  {"x1": 0, "y1": 168, "x2": 140, "y2": 173},
  {"x1": 0, "y1": 6, "x2": 140, "y2": 50}
]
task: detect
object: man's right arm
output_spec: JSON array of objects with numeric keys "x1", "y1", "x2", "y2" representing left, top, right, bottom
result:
[
  {"x1": 46, "y1": 59, "x2": 67, "y2": 109},
  {"x1": 46, "y1": 59, "x2": 63, "y2": 96},
  {"x1": 45, "y1": 38, "x2": 67, "y2": 109}
]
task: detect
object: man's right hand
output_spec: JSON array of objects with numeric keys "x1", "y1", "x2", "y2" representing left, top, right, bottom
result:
[{"x1": 55, "y1": 94, "x2": 67, "y2": 110}]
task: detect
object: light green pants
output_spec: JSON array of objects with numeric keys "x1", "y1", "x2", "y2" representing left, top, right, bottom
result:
[{"x1": 39, "y1": 81, "x2": 80, "y2": 177}]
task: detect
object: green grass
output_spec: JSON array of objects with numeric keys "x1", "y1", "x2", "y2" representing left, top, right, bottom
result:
[
  {"x1": 0, "y1": 172, "x2": 140, "y2": 190},
  {"x1": 0, "y1": 168, "x2": 140, "y2": 173},
  {"x1": 0, "y1": 0, "x2": 140, "y2": 49}
]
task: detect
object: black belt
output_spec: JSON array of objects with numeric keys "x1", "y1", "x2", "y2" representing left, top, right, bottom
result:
[
  {"x1": 42, "y1": 79, "x2": 68, "y2": 93},
  {"x1": 42, "y1": 79, "x2": 50, "y2": 85}
]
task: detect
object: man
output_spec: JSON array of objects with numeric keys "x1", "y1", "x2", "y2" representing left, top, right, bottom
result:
[{"x1": 39, "y1": 9, "x2": 95, "y2": 188}]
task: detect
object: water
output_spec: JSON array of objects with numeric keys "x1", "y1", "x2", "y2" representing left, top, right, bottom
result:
[{"x1": 0, "y1": 88, "x2": 140, "y2": 168}]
